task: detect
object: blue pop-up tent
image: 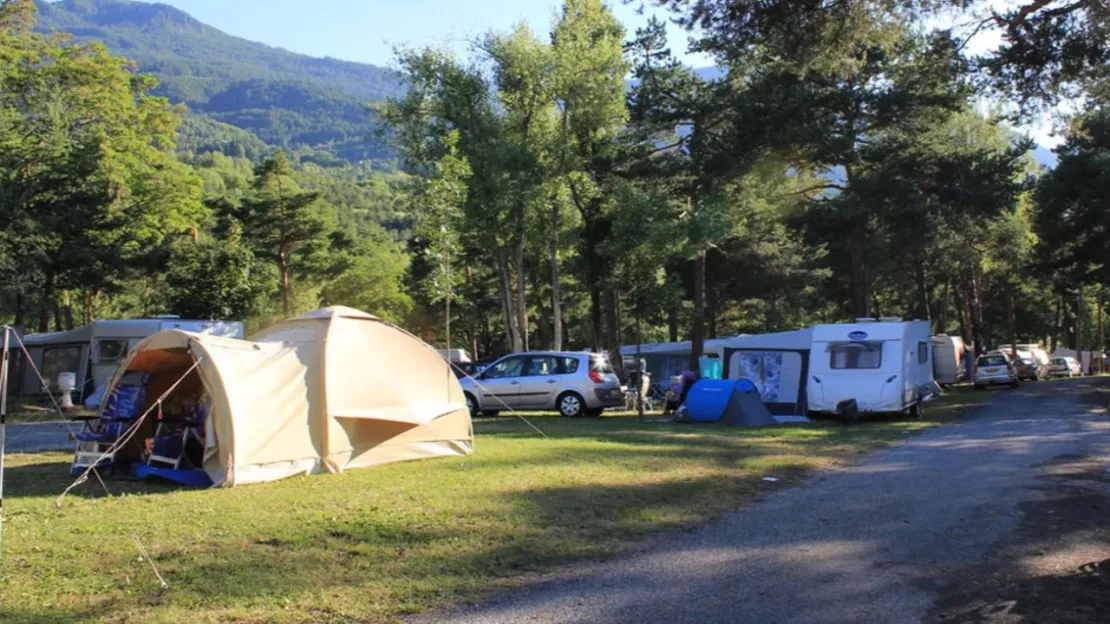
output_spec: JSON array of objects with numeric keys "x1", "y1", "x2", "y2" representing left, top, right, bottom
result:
[{"x1": 684, "y1": 379, "x2": 776, "y2": 427}]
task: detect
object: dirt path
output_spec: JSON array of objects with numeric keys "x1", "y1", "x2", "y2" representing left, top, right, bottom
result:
[{"x1": 412, "y1": 379, "x2": 1110, "y2": 624}]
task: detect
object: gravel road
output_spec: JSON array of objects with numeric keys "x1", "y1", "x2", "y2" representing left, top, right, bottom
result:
[
  {"x1": 413, "y1": 379, "x2": 1110, "y2": 624},
  {"x1": 3, "y1": 421, "x2": 76, "y2": 453}
]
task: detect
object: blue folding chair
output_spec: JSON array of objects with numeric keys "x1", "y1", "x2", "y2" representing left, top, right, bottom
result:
[{"x1": 71, "y1": 374, "x2": 150, "y2": 476}]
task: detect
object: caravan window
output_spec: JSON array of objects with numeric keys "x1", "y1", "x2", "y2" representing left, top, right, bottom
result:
[
  {"x1": 94, "y1": 339, "x2": 129, "y2": 363},
  {"x1": 829, "y1": 342, "x2": 882, "y2": 369},
  {"x1": 918, "y1": 341, "x2": 929, "y2": 364}
]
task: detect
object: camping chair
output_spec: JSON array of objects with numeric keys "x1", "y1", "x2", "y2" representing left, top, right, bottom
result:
[
  {"x1": 146, "y1": 402, "x2": 207, "y2": 471},
  {"x1": 70, "y1": 378, "x2": 149, "y2": 476}
]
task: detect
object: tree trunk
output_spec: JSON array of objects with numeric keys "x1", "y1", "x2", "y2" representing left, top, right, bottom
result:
[
  {"x1": 83, "y1": 291, "x2": 93, "y2": 325},
  {"x1": 937, "y1": 279, "x2": 951, "y2": 334},
  {"x1": 1098, "y1": 290, "x2": 1105, "y2": 373},
  {"x1": 1007, "y1": 287, "x2": 1017, "y2": 363},
  {"x1": 688, "y1": 251, "x2": 707, "y2": 371},
  {"x1": 39, "y1": 272, "x2": 54, "y2": 333},
  {"x1": 445, "y1": 247, "x2": 451, "y2": 351},
  {"x1": 550, "y1": 201, "x2": 563, "y2": 351},
  {"x1": 52, "y1": 297, "x2": 62, "y2": 332},
  {"x1": 515, "y1": 207, "x2": 528, "y2": 352},
  {"x1": 848, "y1": 237, "x2": 869, "y2": 318},
  {"x1": 1076, "y1": 287, "x2": 1084, "y2": 358},
  {"x1": 1051, "y1": 295, "x2": 1061, "y2": 352},
  {"x1": 707, "y1": 285, "x2": 718, "y2": 339},
  {"x1": 497, "y1": 248, "x2": 522, "y2": 352},
  {"x1": 915, "y1": 262, "x2": 931, "y2": 323},
  {"x1": 63, "y1": 300, "x2": 74, "y2": 331},
  {"x1": 668, "y1": 307, "x2": 678, "y2": 343},
  {"x1": 969, "y1": 267, "x2": 986, "y2": 354},
  {"x1": 635, "y1": 320, "x2": 644, "y2": 422},
  {"x1": 14, "y1": 293, "x2": 24, "y2": 329},
  {"x1": 278, "y1": 247, "x2": 291, "y2": 317},
  {"x1": 603, "y1": 270, "x2": 623, "y2": 379}
]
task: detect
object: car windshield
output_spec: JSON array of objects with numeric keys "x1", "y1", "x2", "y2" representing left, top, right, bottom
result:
[
  {"x1": 1019, "y1": 359, "x2": 1035, "y2": 365},
  {"x1": 978, "y1": 355, "x2": 1008, "y2": 367},
  {"x1": 1051, "y1": 358, "x2": 1066, "y2": 365}
]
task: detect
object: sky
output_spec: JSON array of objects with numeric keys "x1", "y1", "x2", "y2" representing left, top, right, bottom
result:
[
  {"x1": 144, "y1": 0, "x2": 711, "y2": 67},
  {"x1": 135, "y1": 0, "x2": 1061, "y2": 148}
]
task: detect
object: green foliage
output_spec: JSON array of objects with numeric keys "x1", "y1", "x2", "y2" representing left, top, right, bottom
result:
[
  {"x1": 0, "y1": 0, "x2": 205, "y2": 330},
  {"x1": 164, "y1": 227, "x2": 271, "y2": 320},
  {"x1": 232, "y1": 150, "x2": 329, "y2": 316}
]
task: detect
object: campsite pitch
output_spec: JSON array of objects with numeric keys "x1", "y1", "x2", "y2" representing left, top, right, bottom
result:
[{"x1": 0, "y1": 394, "x2": 978, "y2": 624}]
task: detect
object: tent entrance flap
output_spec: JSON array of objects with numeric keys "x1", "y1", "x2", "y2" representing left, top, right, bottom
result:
[{"x1": 110, "y1": 347, "x2": 215, "y2": 472}]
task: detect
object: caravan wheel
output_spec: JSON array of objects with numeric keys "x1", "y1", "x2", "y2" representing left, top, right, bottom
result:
[{"x1": 909, "y1": 401, "x2": 923, "y2": 420}]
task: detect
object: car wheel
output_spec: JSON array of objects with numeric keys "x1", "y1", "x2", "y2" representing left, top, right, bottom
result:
[
  {"x1": 481, "y1": 410, "x2": 500, "y2": 418},
  {"x1": 557, "y1": 392, "x2": 585, "y2": 418},
  {"x1": 464, "y1": 392, "x2": 479, "y2": 418}
]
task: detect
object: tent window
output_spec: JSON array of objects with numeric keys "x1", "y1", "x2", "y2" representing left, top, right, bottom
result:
[
  {"x1": 42, "y1": 346, "x2": 82, "y2": 390},
  {"x1": 94, "y1": 339, "x2": 129, "y2": 363},
  {"x1": 829, "y1": 342, "x2": 882, "y2": 370},
  {"x1": 917, "y1": 341, "x2": 929, "y2": 364}
]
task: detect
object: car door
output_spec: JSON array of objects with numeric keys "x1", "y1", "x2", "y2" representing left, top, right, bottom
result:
[
  {"x1": 477, "y1": 356, "x2": 526, "y2": 409},
  {"x1": 517, "y1": 355, "x2": 561, "y2": 409}
]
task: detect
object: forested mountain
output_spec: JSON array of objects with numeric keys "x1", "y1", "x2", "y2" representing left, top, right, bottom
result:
[{"x1": 34, "y1": 0, "x2": 402, "y2": 163}]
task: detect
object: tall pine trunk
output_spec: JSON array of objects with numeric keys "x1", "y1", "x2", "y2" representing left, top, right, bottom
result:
[
  {"x1": 38, "y1": 271, "x2": 54, "y2": 333},
  {"x1": 688, "y1": 251, "x2": 706, "y2": 371},
  {"x1": 1007, "y1": 287, "x2": 1017, "y2": 362},
  {"x1": 14, "y1": 293, "x2": 24, "y2": 329},
  {"x1": 278, "y1": 247, "x2": 291, "y2": 317},
  {"x1": 515, "y1": 207, "x2": 528, "y2": 352},
  {"x1": 497, "y1": 248, "x2": 522, "y2": 352},
  {"x1": 848, "y1": 237, "x2": 869, "y2": 318},
  {"x1": 550, "y1": 201, "x2": 562, "y2": 351},
  {"x1": 1051, "y1": 295, "x2": 1062, "y2": 352}
]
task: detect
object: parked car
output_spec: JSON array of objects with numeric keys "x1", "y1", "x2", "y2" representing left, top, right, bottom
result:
[
  {"x1": 1047, "y1": 356, "x2": 1083, "y2": 378},
  {"x1": 452, "y1": 357, "x2": 498, "y2": 379},
  {"x1": 973, "y1": 353, "x2": 1019, "y2": 390},
  {"x1": 1014, "y1": 357, "x2": 1047, "y2": 381},
  {"x1": 458, "y1": 351, "x2": 623, "y2": 418}
]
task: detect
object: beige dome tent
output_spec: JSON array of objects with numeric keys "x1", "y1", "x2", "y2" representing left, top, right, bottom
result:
[{"x1": 100, "y1": 307, "x2": 473, "y2": 486}]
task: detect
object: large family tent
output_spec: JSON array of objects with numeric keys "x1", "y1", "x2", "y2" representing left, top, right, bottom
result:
[{"x1": 100, "y1": 307, "x2": 473, "y2": 486}]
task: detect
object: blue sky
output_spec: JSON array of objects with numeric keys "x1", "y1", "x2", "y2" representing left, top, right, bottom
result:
[{"x1": 145, "y1": 0, "x2": 711, "y2": 68}]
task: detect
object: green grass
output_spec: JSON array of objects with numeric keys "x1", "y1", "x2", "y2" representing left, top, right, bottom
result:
[{"x1": 0, "y1": 391, "x2": 982, "y2": 623}]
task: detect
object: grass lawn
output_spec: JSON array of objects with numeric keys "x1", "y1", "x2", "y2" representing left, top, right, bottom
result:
[{"x1": 0, "y1": 391, "x2": 982, "y2": 623}]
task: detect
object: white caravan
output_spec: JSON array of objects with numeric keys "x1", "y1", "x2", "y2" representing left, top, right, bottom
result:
[
  {"x1": 808, "y1": 319, "x2": 937, "y2": 418},
  {"x1": 931, "y1": 334, "x2": 968, "y2": 385}
]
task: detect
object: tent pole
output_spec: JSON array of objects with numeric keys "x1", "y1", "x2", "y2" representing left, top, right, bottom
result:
[{"x1": 0, "y1": 326, "x2": 11, "y2": 562}]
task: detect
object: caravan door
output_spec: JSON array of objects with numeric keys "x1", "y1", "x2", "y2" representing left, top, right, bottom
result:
[{"x1": 808, "y1": 339, "x2": 904, "y2": 413}]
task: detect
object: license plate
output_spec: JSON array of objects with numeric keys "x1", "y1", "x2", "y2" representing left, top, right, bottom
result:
[{"x1": 985, "y1": 368, "x2": 1000, "y2": 374}]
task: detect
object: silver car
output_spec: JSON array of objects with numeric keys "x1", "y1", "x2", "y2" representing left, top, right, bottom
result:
[
  {"x1": 458, "y1": 351, "x2": 623, "y2": 418},
  {"x1": 973, "y1": 353, "x2": 1019, "y2": 389}
]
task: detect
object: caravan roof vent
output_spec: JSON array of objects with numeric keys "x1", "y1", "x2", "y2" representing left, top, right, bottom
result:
[
  {"x1": 854, "y1": 317, "x2": 878, "y2": 323},
  {"x1": 153, "y1": 315, "x2": 181, "y2": 320},
  {"x1": 878, "y1": 316, "x2": 902, "y2": 323}
]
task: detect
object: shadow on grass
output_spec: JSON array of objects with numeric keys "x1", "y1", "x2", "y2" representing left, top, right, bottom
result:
[{"x1": 2, "y1": 456, "x2": 198, "y2": 500}]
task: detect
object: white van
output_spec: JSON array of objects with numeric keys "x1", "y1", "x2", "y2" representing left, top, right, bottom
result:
[{"x1": 808, "y1": 319, "x2": 937, "y2": 419}]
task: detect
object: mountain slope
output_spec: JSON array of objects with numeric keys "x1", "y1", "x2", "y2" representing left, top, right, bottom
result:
[{"x1": 35, "y1": 0, "x2": 402, "y2": 162}]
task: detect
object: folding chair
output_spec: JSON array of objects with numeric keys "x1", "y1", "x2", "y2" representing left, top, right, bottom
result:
[
  {"x1": 70, "y1": 377, "x2": 149, "y2": 476},
  {"x1": 146, "y1": 402, "x2": 207, "y2": 471}
]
